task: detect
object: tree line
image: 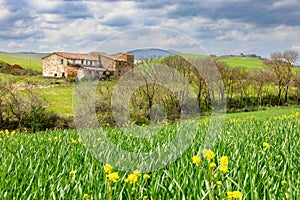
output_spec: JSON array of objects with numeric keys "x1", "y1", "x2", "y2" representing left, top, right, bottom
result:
[{"x1": 95, "y1": 50, "x2": 300, "y2": 126}]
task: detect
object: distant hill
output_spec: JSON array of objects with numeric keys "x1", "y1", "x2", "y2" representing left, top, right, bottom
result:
[
  {"x1": 127, "y1": 48, "x2": 179, "y2": 60},
  {"x1": 0, "y1": 52, "x2": 47, "y2": 71}
]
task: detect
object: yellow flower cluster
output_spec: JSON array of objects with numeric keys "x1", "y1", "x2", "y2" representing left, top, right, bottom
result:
[
  {"x1": 143, "y1": 174, "x2": 150, "y2": 180},
  {"x1": 107, "y1": 172, "x2": 120, "y2": 183},
  {"x1": 202, "y1": 149, "x2": 215, "y2": 160},
  {"x1": 125, "y1": 170, "x2": 141, "y2": 184},
  {"x1": 104, "y1": 164, "x2": 119, "y2": 183},
  {"x1": 219, "y1": 156, "x2": 228, "y2": 166},
  {"x1": 70, "y1": 138, "x2": 77, "y2": 144},
  {"x1": 209, "y1": 162, "x2": 216, "y2": 168},
  {"x1": 263, "y1": 142, "x2": 270, "y2": 149},
  {"x1": 192, "y1": 155, "x2": 201, "y2": 166},
  {"x1": 227, "y1": 191, "x2": 243, "y2": 199},
  {"x1": 218, "y1": 156, "x2": 229, "y2": 173},
  {"x1": 0, "y1": 129, "x2": 17, "y2": 135},
  {"x1": 83, "y1": 194, "x2": 90, "y2": 199},
  {"x1": 104, "y1": 164, "x2": 113, "y2": 174},
  {"x1": 219, "y1": 165, "x2": 229, "y2": 173},
  {"x1": 70, "y1": 170, "x2": 76, "y2": 175}
]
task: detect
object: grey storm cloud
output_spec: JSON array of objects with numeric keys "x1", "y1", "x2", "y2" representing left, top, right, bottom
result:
[
  {"x1": 166, "y1": 0, "x2": 300, "y2": 26},
  {"x1": 40, "y1": 1, "x2": 93, "y2": 20},
  {"x1": 103, "y1": 16, "x2": 133, "y2": 27},
  {"x1": 1, "y1": 0, "x2": 300, "y2": 56}
]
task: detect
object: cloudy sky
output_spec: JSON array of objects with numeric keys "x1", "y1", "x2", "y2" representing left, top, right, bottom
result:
[{"x1": 0, "y1": 0, "x2": 300, "y2": 58}]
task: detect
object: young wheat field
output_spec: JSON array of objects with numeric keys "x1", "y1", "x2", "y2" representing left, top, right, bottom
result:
[{"x1": 0, "y1": 108, "x2": 299, "y2": 199}]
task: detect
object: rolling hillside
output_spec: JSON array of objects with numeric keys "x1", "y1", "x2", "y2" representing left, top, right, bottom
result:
[
  {"x1": 217, "y1": 56, "x2": 265, "y2": 71},
  {"x1": 0, "y1": 52, "x2": 47, "y2": 71}
]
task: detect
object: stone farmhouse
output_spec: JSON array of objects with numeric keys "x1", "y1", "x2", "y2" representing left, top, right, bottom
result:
[{"x1": 42, "y1": 52, "x2": 134, "y2": 80}]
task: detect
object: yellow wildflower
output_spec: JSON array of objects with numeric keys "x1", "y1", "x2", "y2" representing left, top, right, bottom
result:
[
  {"x1": 0, "y1": 138, "x2": 2, "y2": 142},
  {"x1": 281, "y1": 181, "x2": 287, "y2": 185},
  {"x1": 83, "y1": 194, "x2": 90, "y2": 199},
  {"x1": 133, "y1": 170, "x2": 141, "y2": 177},
  {"x1": 69, "y1": 170, "x2": 76, "y2": 175},
  {"x1": 71, "y1": 138, "x2": 77, "y2": 144},
  {"x1": 263, "y1": 142, "x2": 270, "y2": 149},
  {"x1": 104, "y1": 164, "x2": 113, "y2": 174},
  {"x1": 107, "y1": 172, "x2": 119, "y2": 183},
  {"x1": 227, "y1": 191, "x2": 243, "y2": 199},
  {"x1": 192, "y1": 155, "x2": 201, "y2": 166},
  {"x1": 209, "y1": 162, "x2": 217, "y2": 168},
  {"x1": 11, "y1": 130, "x2": 16, "y2": 135},
  {"x1": 219, "y1": 165, "x2": 229, "y2": 173},
  {"x1": 5, "y1": 129, "x2": 9, "y2": 135},
  {"x1": 0, "y1": 130, "x2": 3, "y2": 134},
  {"x1": 143, "y1": 196, "x2": 148, "y2": 199},
  {"x1": 219, "y1": 156, "x2": 229, "y2": 166},
  {"x1": 216, "y1": 181, "x2": 222, "y2": 186},
  {"x1": 143, "y1": 174, "x2": 150, "y2": 180},
  {"x1": 202, "y1": 149, "x2": 215, "y2": 160},
  {"x1": 125, "y1": 174, "x2": 139, "y2": 184}
]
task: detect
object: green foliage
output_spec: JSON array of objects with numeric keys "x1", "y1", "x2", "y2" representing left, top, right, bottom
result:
[{"x1": 24, "y1": 106, "x2": 59, "y2": 132}]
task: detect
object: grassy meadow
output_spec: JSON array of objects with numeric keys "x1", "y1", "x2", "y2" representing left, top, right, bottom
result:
[
  {"x1": 0, "y1": 107, "x2": 299, "y2": 199},
  {"x1": 217, "y1": 56, "x2": 264, "y2": 71},
  {"x1": 0, "y1": 52, "x2": 45, "y2": 71}
]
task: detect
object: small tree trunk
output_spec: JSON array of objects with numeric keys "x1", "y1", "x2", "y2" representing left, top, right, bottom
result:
[
  {"x1": 278, "y1": 86, "x2": 282, "y2": 106},
  {"x1": 284, "y1": 85, "x2": 289, "y2": 103}
]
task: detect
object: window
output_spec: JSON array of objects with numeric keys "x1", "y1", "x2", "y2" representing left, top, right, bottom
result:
[
  {"x1": 81, "y1": 60, "x2": 84, "y2": 65},
  {"x1": 90, "y1": 61, "x2": 93, "y2": 65},
  {"x1": 54, "y1": 73, "x2": 57, "y2": 77},
  {"x1": 61, "y1": 59, "x2": 64, "y2": 64},
  {"x1": 62, "y1": 72, "x2": 65, "y2": 77}
]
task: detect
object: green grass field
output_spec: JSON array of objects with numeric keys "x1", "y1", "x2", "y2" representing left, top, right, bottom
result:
[
  {"x1": 0, "y1": 107, "x2": 299, "y2": 199},
  {"x1": 40, "y1": 86, "x2": 74, "y2": 115},
  {"x1": 0, "y1": 52, "x2": 46, "y2": 71},
  {"x1": 218, "y1": 56, "x2": 265, "y2": 71}
]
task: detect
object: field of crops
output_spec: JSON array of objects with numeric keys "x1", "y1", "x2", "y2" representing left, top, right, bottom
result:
[{"x1": 0, "y1": 108, "x2": 299, "y2": 199}]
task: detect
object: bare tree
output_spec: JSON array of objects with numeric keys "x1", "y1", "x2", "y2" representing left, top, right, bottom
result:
[
  {"x1": 264, "y1": 50, "x2": 298, "y2": 105},
  {"x1": 249, "y1": 69, "x2": 273, "y2": 108}
]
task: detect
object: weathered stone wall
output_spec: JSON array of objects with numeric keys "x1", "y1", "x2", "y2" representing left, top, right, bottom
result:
[
  {"x1": 42, "y1": 54, "x2": 67, "y2": 77},
  {"x1": 99, "y1": 56, "x2": 115, "y2": 70}
]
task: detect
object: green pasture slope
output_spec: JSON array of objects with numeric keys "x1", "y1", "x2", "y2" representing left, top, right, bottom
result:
[
  {"x1": 0, "y1": 107, "x2": 299, "y2": 199},
  {"x1": 0, "y1": 52, "x2": 47, "y2": 71},
  {"x1": 218, "y1": 56, "x2": 265, "y2": 71}
]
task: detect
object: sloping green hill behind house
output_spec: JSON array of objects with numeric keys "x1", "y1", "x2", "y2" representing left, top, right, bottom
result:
[{"x1": 0, "y1": 52, "x2": 47, "y2": 71}]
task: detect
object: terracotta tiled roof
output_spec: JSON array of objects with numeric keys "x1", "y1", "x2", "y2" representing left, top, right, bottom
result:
[
  {"x1": 42, "y1": 52, "x2": 132, "y2": 61},
  {"x1": 53, "y1": 52, "x2": 88, "y2": 60}
]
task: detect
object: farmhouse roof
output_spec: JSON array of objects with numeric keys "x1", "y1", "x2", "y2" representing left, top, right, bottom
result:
[
  {"x1": 42, "y1": 52, "x2": 87, "y2": 60},
  {"x1": 42, "y1": 51, "x2": 132, "y2": 61}
]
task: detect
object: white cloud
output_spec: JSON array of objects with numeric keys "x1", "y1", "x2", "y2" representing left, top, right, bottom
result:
[
  {"x1": 7, "y1": 41, "x2": 25, "y2": 48},
  {"x1": 291, "y1": 45, "x2": 300, "y2": 52},
  {"x1": 271, "y1": 0, "x2": 300, "y2": 9}
]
